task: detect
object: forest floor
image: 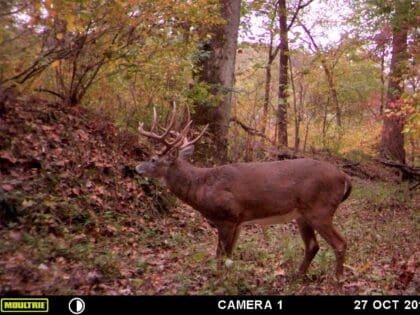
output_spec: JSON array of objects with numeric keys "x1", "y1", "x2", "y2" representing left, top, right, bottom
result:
[{"x1": 0, "y1": 96, "x2": 418, "y2": 295}]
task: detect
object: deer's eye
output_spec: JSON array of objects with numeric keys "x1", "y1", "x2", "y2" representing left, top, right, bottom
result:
[{"x1": 151, "y1": 157, "x2": 157, "y2": 163}]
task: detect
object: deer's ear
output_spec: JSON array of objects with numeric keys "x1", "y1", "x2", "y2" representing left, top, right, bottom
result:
[{"x1": 179, "y1": 145, "x2": 194, "y2": 160}]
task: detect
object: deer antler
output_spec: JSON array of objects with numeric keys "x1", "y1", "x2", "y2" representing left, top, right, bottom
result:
[
  {"x1": 180, "y1": 124, "x2": 208, "y2": 149},
  {"x1": 138, "y1": 103, "x2": 176, "y2": 141},
  {"x1": 138, "y1": 103, "x2": 208, "y2": 155}
]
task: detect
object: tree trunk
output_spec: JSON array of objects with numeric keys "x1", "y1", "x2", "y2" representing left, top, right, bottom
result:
[
  {"x1": 303, "y1": 116, "x2": 311, "y2": 153},
  {"x1": 277, "y1": 0, "x2": 289, "y2": 147},
  {"x1": 322, "y1": 97, "x2": 330, "y2": 147},
  {"x1": 193, "y1": 0, "x2": 241, "y2": 163},
  {"x1": 289, "y1": 55, "x2": 299, "y2": 153},
  {"x1": 321, "y1": 60, "x2": 341, "y2": 127},
  {"x1": 263, "y1": 43, "x2": 274, "y2": 135},
  {"x1": 379, "y1": 47, "x2": 386, "y2": 115},
  {"x1": 296, "y1": 80, "x2": 306, "y2": 153},
  {"x1": 379, "y1": 0, "x2": 409, "y2": 164}
]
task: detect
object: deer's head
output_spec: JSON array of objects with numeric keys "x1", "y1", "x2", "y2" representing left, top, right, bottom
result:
[{"x1": 135, "y1": 103, "x2": 207, "y2": 178}]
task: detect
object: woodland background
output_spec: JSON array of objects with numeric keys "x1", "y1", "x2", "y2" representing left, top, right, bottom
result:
[{"x1": 0, "y1": 0, "x2": 419, "y2": 295}]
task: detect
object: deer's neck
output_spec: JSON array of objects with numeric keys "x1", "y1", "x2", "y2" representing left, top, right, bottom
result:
[{"x1": 164, "y1": 160, "x2": 206, "y2": 206}]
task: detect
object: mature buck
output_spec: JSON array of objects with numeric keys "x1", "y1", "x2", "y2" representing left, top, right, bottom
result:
[{"x1": 135, "y1": 104, "x2": 352, "y2": 277}]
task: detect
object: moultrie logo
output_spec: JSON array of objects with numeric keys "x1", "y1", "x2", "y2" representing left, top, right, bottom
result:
[{"x1": 0, "y1": 298, "x2": 49, "y2": 313}]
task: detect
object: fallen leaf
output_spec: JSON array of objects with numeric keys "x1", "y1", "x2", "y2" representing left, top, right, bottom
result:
[
  {"x1": 9, "y1": 231, "x2": 22, "y2": 241},
  {"x1": 22, "y1": 199, "x2": 35, "y2": 209},
  {"x1": 38, "y1": 263, "x2": 49, "y2": 271},
  {"x1": 1, "y1": 184, "x2": 14, "y2": 192},
  {"x1": 274, "y1": 268, "x2": 286, "y2": 277},
  {"x1": 0, "y1": 151, "x2": 17, "y2": 164},
  {"x1": 71, "y1": 187, "x2": 81, "y2": 196}
]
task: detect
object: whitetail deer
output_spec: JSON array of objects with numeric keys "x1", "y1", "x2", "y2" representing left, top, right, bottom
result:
[{"x1": 135, "y1": 104, "x2": 352, "y2": 277}]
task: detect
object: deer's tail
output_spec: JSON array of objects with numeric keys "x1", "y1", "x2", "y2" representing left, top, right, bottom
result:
[{"x1": 341, "y1": 175, "x2": 352, "y2": 202}]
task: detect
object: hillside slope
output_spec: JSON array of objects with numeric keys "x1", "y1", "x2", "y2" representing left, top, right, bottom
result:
[{"x1": 0, "y1": 95, "x2": 180, "y2": 294}]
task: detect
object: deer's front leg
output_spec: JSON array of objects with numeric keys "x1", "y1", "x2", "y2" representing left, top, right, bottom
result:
[{"x1": 216, "y1": 222, "x2": 241, "y2": 257}]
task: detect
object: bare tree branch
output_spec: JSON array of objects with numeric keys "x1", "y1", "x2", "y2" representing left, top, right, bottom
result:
[
  {"x1": 34, "y1": 88, "x2": 65, "y2": 100},
  {"x1": 299, "y1": 20, "x2": 319, "y2": 50},
  {"x1": 288, "y1": 0, "x2": 315, "y2": 30},
  {"x1": 268, "y1": 0, "x2": 314, "y2": 61},
  {"x1": 299, "y1": 18, "x2": 342, "y2": 126},
  {"x1": 0, "y1": 3, "x2": 29, "y2": 18},
  {"x1": 230, "y1": 116, "x2": 275, "y2": 145}
]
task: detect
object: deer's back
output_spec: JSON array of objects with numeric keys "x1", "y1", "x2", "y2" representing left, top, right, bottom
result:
[{"x1": 202, "y1": 158, "x2": 347, "y2": 220}]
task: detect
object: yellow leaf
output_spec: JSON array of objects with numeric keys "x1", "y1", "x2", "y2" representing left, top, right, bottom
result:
[
  {"x1": 66, "y1": 15, "x2": 75, "y2": 32},
  {"x1": 76, "y1": 24, "x2": 85, "y2": 33},
  {"x1": 56, "y1": 33, "x2": 63, "y2": 40},
  {"x1": 51, "y1": 60, "x2": 60, "y2": 69},
  {"x1": 357, "y1": 262, "x2": 371, "y2": 273}
]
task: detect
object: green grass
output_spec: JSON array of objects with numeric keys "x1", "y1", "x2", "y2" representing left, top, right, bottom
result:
[{"x1": 351, "y1": 180, "x2": 414, "y2": 211}]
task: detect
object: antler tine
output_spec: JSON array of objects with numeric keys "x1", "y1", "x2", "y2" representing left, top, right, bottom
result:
[
  {"x1": 138, "y1": 122, "x2": 161, "y2": 140},
  {"x1": 150, "y1": 107, "x2": 158, "y2": 132},
  {"x1": 180, "y1": 124, "x2": 209, "y2": 149},
  {"x1": 161, "y1": 106, "x2": 192, "y2": 146},
  {"x1": 163, "y1": 120, "x2": 193, "y2": 148},
  {"x1": 138, "y1": 103, "x2": 206, "y2": 155},
  {"x1": 156, "y1": 118, "x2": 194, "y2": 155},
  {"x1": 159, "y1": 101, "x2": 177, "y2": 139},
  {"x1": 180, "y1": 119, "x2": 193, "y2": 139},
  {"x1": 137, "y1": 107, "x2": 161, "y2": 139},
  {"x1": 157, "y1": 123, "x2": 191, "y2": 156},
  {"x1": 138, "y1": 103, "x2": 177, "y2": 140}
]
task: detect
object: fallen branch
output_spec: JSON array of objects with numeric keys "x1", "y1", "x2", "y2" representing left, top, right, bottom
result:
[
  {"x1": 341, "y1": 162, "x2": 375, "y2": 180},
  {"x1": 375, "y1": 158, "x2": 420, "y2": 181},
  {"x1": 264, "y1": 148, "x2": 302, "y2": 160}
]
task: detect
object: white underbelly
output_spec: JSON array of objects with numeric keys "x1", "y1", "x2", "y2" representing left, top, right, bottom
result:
[{"x1": 241, "y1": 209, "x2": 300, "y2": 226}]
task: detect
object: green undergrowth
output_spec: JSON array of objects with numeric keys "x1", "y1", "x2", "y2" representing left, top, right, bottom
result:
[{"x1": 351, "y1": 180, "x2": 415, "y2": 211}]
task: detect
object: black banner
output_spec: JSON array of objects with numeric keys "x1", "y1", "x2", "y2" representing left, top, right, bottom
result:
[{"x1": 0, "y1": 296, "x2": 418, "y2": 315}]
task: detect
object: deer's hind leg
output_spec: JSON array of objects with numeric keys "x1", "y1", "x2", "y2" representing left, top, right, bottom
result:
[
  {"x1": 303, "y1": 208, "x2": 347, "y2": 277},
  {"x1": 296, "y1": 217, "x2": 319, "y2": 276}
]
